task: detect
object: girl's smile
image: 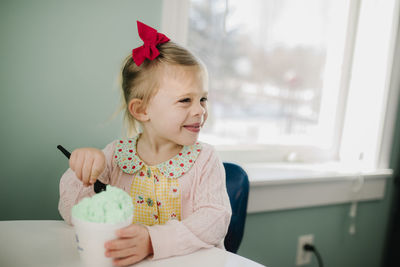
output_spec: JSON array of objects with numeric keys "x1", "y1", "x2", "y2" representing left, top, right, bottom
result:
[{"x1": 183, "y1": 122, "x2": 202, "y2": 133}]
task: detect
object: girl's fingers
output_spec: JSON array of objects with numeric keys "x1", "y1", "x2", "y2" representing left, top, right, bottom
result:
[
  {"x1": 113, "y1": 254, "x2": 142, "y2": 267},
  {"x1": 105, "y1": 246, "x2": 136, "y2": 259},
  {"x1": 69, "y1": 153, "x2": 76, "y2": 172},
  {"x1": 81, "y1": 155, "x2": 94, "y2": 186},
  {"x1": 69, "y1": 148, "x2": 104, "y2": 186},
  {"x1": 73, "y1": 152, "x2": 84, "y2": 182},
  {"x1": 105, "y1": 237, "x2": 136, "y2": 250},
  {"x1": 116, "y1": 224, "x2": 141, "y2": 238},
  {"x1": 90, "y1": 156, "x2": 104, "y2": 184},
  {"x1": 104, "y1": 225, "x2": 152, "y2": 266}
]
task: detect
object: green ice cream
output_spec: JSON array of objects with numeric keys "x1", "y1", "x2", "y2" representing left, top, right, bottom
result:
[{"x1": 72, "y1": 185, "x2": 133, "y2": 223}]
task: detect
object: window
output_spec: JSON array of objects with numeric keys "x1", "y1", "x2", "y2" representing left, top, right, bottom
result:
[{"x1": 162, "y1": 0, "x2": 399, "y2": 168}]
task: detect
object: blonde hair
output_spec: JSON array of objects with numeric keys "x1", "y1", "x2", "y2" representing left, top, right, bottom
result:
[{"x1": 120, "y1": 41, "x2": 207, "y2": 137}]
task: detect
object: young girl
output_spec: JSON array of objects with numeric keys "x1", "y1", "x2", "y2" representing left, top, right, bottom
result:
[{"x1": 58, "y1": 21, "x2": 232, "y2": 266}]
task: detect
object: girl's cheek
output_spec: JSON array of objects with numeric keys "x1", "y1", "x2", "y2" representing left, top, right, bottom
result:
[{"x1": 172, "y1": 109, "x2": 188, "y2": 120}]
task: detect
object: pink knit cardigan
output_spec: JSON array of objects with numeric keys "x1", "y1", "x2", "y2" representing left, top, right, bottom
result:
[{"x1": 58, "y1": 140, "x2": 232, "y2": 260}]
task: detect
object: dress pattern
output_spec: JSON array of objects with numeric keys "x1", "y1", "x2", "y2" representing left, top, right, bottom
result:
[{"x1": 114, "y1": 135, "x2": 201, "y2": 225}]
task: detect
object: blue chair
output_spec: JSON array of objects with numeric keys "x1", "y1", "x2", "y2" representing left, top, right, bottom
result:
[{"x1": 223, "y1": 162, "x2": 250, "y2": 254}]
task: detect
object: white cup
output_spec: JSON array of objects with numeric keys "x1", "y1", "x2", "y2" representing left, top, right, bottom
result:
[{"x1": 72, "y1": 215, "x2": 133, "y2": 267}]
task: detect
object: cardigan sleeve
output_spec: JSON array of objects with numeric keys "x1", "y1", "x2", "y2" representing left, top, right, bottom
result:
[
  {"x1": 146, "y1": 147, "x2": 232, "y2": 260},
  {"x1": 58, "y1": 141, "x2": 116, "y2": 225}
]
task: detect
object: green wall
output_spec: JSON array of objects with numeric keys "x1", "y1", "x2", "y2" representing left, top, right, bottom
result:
[
  {"x1": 238, "y1": 194, "x2": 394, "y2": 267},
  {"x1": 0, "y1": 0, "x2": 162, "y2": 219},
  {"x1": 1, "y1": 1, "x2": 397, "y2": 267}
]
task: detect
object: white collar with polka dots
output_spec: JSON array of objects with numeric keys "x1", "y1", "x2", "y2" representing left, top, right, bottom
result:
[{"x1": 114, "y1": 135, "x2": 202, "y2": 178}]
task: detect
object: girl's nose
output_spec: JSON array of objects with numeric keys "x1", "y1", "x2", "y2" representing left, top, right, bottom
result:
[{"x1": 192, "y1": 102, "x2": 206, "y2": 117}]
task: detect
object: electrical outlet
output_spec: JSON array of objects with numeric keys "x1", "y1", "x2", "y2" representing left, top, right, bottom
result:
[{"x1": 296, "y1": 234, "x2": 314, "y2": 266}]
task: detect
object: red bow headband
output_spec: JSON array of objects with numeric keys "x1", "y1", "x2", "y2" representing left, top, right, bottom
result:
[{"x1": 132, "y1": 21, "x2": 170, "y2": 66}]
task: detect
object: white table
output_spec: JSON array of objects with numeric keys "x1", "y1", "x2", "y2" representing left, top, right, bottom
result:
[{"x1": 0, "y1": 220, "x2": 265, "y2": 267}]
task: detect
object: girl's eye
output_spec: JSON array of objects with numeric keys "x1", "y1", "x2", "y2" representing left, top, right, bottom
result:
[{"x1": 179, "y1": 98, "x2": 191, "y2": 103}]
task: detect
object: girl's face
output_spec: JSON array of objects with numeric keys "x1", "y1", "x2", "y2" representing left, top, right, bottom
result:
[{"x1": 144, "y1": 65, "x2": 208, "y2": 146}]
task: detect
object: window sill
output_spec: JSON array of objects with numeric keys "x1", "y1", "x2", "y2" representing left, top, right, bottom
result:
[{"x1": 241, "y1": 163, "x2": 393, "y2": 213}]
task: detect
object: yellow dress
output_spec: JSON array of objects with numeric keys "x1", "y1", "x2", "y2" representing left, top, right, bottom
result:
[{"x1": 114, "y1": 136, "x2": 201, "y2": 225}]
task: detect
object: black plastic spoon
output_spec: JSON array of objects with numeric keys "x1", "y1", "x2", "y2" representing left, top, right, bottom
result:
[{"x1": 57, "y1": 145, "x2": 107, "y2": 193}]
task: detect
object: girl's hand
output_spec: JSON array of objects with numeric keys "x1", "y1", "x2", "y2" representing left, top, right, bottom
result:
[
  {"x1": 69, "y1": 148, "x2": 106, "y2": 186},
  {"x1": 105, "y1": 224, "x2": 153, "y2": 266}
]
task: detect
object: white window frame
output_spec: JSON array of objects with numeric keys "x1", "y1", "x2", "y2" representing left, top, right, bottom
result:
[{"x1": 162, "y1": 0, "x2": 399, "y2": 213}]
